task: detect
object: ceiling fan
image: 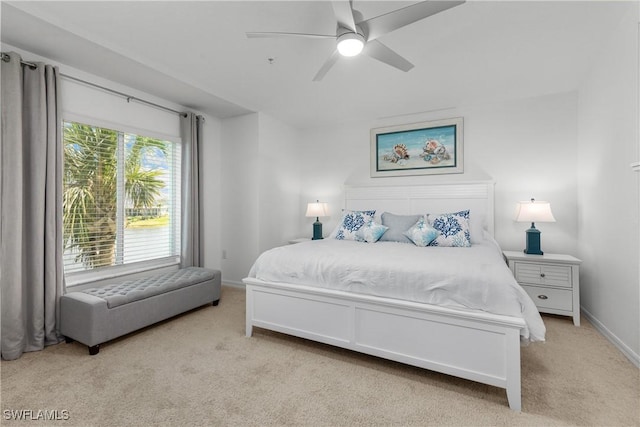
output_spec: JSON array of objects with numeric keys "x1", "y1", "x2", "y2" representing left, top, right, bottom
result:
[{"x1": 246, "y1": 0, "x2": 466, "y2": 81}]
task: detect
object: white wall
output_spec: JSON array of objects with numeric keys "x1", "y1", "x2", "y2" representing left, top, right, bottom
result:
[
  {"x1": 219, "y1": 112, "x2": 301, "y2": 284},
  {"x1": 298, "y1": 92, "x2": 579, "y2": 257},
  {"x1": 220, "y1": 114, "x2": 260, "y2": 284},
  {"x1": 257, "y1": 113, "x2": 302, "y2": 253},
  {"x1": 577, "y1": 3, "x2": 639, "y2": 364},
  {"x1": 200, "y1": 114, "x2": 223, "y2": 273}
]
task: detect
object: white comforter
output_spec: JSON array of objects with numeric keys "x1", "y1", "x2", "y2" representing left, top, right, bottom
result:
[{"x1": 248, "y1": 237, "x2": 546, "y2": 342}]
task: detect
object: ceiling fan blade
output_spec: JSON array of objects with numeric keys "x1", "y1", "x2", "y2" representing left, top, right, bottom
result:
[
  {"x1": 246, "y1": 32, "x2": 334, "y2": 39},
  {"x1": 313, "y1": 50, "x2": 341, "y2": 82},
  {"x1": 363, "y1": 40, "x2": 414, "y2": 72},
  {"x1": 331, "y1": 0, "x2": 357, "y2": 32},
  {"x1": 361, "y1": 1, "x2": 466, "y2": 41}
]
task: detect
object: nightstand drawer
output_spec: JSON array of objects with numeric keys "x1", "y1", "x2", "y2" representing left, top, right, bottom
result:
[
  {"x1": 522, "y1": 285, "x2": 573, "y2": 311},
  {"x1": 514, "y1": 263, "x2": 572, "y2": 288},
  {"x1": 504, "y1": 251, "x2": 581, "y2": 326}
]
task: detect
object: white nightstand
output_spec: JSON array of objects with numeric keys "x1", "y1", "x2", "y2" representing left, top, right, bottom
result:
[
  {"x1": 288, "y1": 238, "x2": 311, "y2": 244},
  {"x1": 503, "y1": 251, "x2": 582, "y2": 326}
]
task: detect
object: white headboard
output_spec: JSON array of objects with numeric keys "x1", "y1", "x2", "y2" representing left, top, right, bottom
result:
[{"x1": 344, "y1": 181, "x2": 495, "y2": 237}]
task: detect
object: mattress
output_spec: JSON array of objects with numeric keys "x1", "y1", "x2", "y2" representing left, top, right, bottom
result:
[{"x1": 248, "y1": 237, "x2": 546, "y2": 342}]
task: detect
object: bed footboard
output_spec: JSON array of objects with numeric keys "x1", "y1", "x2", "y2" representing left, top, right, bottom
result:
[{"x1": 244, "y1": 278, "x2": 524, "y2": 411}]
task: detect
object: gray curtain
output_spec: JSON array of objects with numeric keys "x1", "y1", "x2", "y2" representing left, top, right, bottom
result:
[
  {"x1": 180, "y1": 112, "x2": 203, "y2": 268},
  {"x1": 0, "y1": 52, "x2": 65, "y2": 360}
]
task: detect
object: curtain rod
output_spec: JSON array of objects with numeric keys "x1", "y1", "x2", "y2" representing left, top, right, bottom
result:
[
  {"x1": 1, "y1": 51, "x2": 187, "y2": 118},
  {"x1": 60, "y1": 73, "x2": 187, "y2": 117},
  {"x1": 1, "y1": 52, "x2": 36, "y2": 69}
]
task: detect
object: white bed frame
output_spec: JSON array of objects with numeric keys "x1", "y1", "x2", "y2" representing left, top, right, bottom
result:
[{"x1": 244, "y1": 181, "x2": 525, "y2": 411}]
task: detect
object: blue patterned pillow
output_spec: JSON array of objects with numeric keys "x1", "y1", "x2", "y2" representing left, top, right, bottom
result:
[
  {"x1": 333, "y1": 210, "x2": 376, "y2": 241},
  {"x1": 427, "y1": 210, "x2": 472, "y2": 247},
  {"x1": 403, "y1": 216, "x2": 440, "y2": 247},
  {"x1": 354, "y1": 220, "x2": 389, "y2": 243}
]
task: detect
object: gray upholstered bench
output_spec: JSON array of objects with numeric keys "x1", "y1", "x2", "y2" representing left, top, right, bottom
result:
[{"x1": 60, "y1": 267, "x2": 221, "y2": 355}]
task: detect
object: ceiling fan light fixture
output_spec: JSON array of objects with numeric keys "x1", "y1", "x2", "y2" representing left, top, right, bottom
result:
[{"x1": 336, "y1": 32, "x2": 365, "y2": 57}]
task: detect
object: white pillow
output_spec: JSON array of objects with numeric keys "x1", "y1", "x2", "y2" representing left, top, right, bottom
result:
[
  {"x1": 354, "y1": 220, "x2": 389, "y2": 243},
  {"x1": 467, "y1": 209, "x2": 486, "y2": 244},
  {"x1": 403, "y1": 216, "x2": 440, "y2": 247}
]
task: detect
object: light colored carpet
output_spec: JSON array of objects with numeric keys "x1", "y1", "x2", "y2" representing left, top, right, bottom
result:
[{"x1": 1, "y1": 286, "x2": 638, "y2": 426}]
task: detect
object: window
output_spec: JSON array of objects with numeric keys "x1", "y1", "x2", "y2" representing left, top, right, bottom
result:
[{"x1": 62, "y1": 121, "x2": 181, "y2": 275}]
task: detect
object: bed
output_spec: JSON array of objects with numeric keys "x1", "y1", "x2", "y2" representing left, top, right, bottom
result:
[{"x1": 243, "y1": 181, "x2": 545, "y2": 411}]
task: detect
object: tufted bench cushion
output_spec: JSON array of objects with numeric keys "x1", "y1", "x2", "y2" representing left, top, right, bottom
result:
[
  {"x1": 81, "y1": 267, "x2": 217, "y2": 308},
  {"x1": 60, "y1": 267, "x2": 221, "y2": 355}
]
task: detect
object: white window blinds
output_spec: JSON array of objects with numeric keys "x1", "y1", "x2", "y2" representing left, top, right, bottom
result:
[{"x1": 62, "y1": 121, "x2": 181, "y2": 274}]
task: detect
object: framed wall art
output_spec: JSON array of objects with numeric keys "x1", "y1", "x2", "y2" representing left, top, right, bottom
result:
[{"x1": 370, "y1": 117, "x2": 463, "y2": 177}]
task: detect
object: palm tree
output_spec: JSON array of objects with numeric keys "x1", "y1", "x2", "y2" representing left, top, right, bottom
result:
[
  {"x1": 125, "y1": 136, "x2": 167, "y2": 212},
  {"x1": 63, "y1": 123, "x2": 168, "y2": 269}
]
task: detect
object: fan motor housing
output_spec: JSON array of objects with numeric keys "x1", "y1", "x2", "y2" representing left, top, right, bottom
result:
[{"x1": 337, "y1": 25, "x2": 365, "y2": 39}]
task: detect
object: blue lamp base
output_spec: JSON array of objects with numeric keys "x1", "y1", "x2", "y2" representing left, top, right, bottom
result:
[
  {"x1": 524, "y1": 223, "x2": 543, "y2": 255},
  {"x1": 312, "y1": 219, "x2": 323, "y2": 240}
]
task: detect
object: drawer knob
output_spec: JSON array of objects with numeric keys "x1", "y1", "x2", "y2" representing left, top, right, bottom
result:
[
  {"x1": 540, "y1": 273, "x2": 546, "y2": 278},
  {"x1": 537, "y1": 295, "x2": 548, "y2": 300}
]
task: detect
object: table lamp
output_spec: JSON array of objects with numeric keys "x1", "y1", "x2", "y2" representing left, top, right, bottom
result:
[
  {"x1": 515, "y1": 198, "x2": 556, "y2": 255},
  {"x1": 305, "y1": 200, "x2": 328, "y2": 240}
]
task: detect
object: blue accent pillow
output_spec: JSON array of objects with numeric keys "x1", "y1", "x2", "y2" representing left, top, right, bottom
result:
[
  {"x1": 333, "y1": 210, "x2": 376, "y2": 241},
  {"x1": 427, "y1": 210, "x2": 472, "y2": 247},
  {"x1": 354, "y1": 220, "x2": 389, "y2": 243},
  {"x1": 403, "y1": 217, "x2": 440, "y2": 247},
  {"x1": 379, "y1": 212, "x2": 422, "y2": 244}
]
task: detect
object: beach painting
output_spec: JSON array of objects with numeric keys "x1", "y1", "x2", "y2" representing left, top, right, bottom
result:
[{"x1": 370, "y1": 117, "x2": 463, "y2": 177}]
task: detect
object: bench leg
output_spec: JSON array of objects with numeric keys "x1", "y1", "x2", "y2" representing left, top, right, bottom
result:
[
  {"x1": 64, "y1": 336, "x2": 74, "y2": 344},
  {"x1": 88, "y1": 345, "x2": 100, "y2": 356},
  {"x1": 212, "y1": 299, "x2": 220, "y2": 306}
]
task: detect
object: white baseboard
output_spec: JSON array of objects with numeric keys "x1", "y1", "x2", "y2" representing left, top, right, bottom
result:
[
  {"x1": 222, "y1": 280, "x2": 245, "y2": 289},
  {"x1": 581, "y1": 307, "x2": 640, "y2": 368}
]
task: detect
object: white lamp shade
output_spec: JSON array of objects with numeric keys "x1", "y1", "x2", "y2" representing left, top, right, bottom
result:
[
  {"x1": 306, "y1": 202, "x2": 328, "y2": 218},
  {"x1": 337, "y1": 32, "x2": 365, "y2": 57},
  {"x1": 515, "y1": 200, "x2": 556, "y2": 223}
]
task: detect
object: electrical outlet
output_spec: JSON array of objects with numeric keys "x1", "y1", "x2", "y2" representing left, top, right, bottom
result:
[{"x1": 222, "y1": 249, "x2": 227, "y2": 260}]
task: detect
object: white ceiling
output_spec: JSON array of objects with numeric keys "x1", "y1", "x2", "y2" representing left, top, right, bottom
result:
[{"x1": 1, "y1": 1, "x2": 631, "y2": 129}]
